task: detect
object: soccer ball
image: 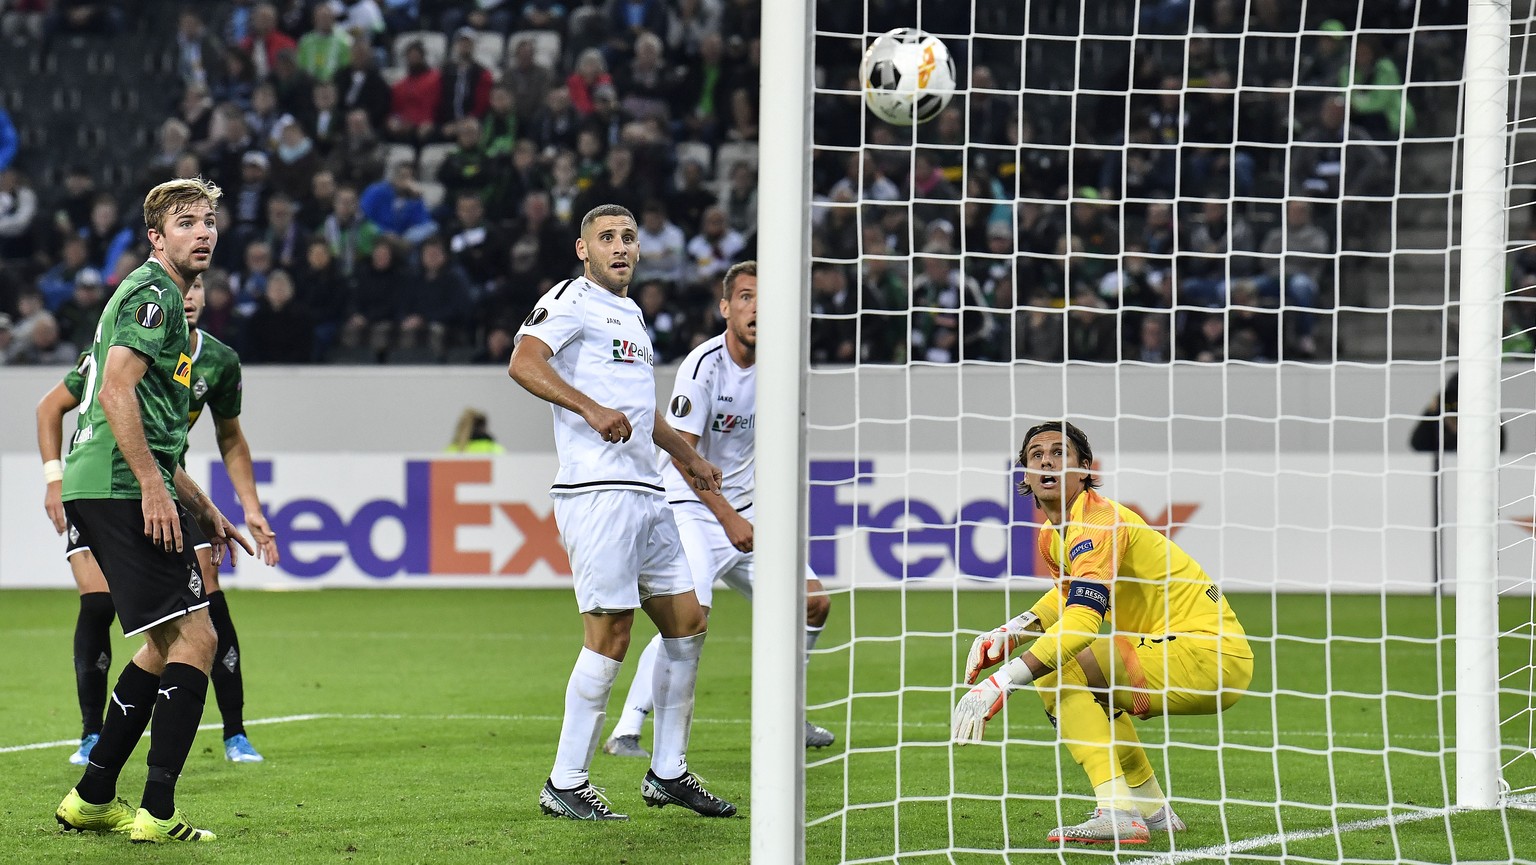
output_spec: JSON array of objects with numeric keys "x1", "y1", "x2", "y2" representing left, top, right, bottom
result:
[{"x1": 860, "y1": 28, "x2": 956, "y2": 126}]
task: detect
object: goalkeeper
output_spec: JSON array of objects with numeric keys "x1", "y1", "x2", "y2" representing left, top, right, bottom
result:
[{"x1": 952, "y1": 421, "x2": 1253, "y2": 844}]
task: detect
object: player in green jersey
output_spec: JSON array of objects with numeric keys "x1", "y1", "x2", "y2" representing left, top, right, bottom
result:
[
  {"x1": 50, "y1": 178, "x2": 254, "y2": 845},
  {"x1": 38, "y1": 274, "x2": 280, "y2": 768}
]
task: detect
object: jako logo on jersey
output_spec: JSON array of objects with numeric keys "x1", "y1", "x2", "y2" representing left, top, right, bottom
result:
[
  {"x1": 670, "y1": 395, "x2": 692, "y2": 417},
  {"x1": 524, "y1": 307, "x2": 548, "y2": 327},
  {"x1": 173, "y1": 354, "x2": 192, "y2": 387},
  {"x1": 1068, "y1": 539, "x2": 1094, "y2": 560},
  {"x1": 611, "y1": 339, "x2": 654, "y2": 365},
  {"x1": 135, "y1": 302, "x2": 165, "y2": 328},
  {"x1": 207, "y1": 458, "x2": 571, "y2": 580},
  {"x1": 711, "y1": 413, "x2": 755, "y2": 433}
]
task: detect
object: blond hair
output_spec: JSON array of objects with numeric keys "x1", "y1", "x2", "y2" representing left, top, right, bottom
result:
[
  {"x1": 143, "y1": 177, "x2": 222, "y2": 233},
  {"x1": 449, "y1": 408, "x2": 488, "y2": 452},
  {"x1": 722, "y1": 259, "x2": 756, "y2": 300}
]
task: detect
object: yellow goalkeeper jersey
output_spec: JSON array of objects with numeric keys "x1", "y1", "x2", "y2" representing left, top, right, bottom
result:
[{"x1": 1026, "y1": 489, "x2": 1252, "y2": 669}]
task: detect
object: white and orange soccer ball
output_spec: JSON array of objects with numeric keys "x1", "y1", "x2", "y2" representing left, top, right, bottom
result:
[{"x1": 860, "y1": 28, "x2": 957, "y2": 126}]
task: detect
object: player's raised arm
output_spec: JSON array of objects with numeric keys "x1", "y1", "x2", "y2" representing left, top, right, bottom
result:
[
  {"x1": 213, "y1": 415, "x2": 279, "y2": 565},
  {"x1": 37, "y1": 379, "x2": 83, "y2": 534},
  {"x1": 653, "y1": 410, "x2": 721, "y2": 493},
  {"x1": 97, "y1": 345, "x2": 182, "y2": 551}
]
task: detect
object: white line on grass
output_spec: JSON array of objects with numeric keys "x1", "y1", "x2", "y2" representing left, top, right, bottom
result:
[{"x1": 1124, "y1": 795, "x2": 1536, "y2": 865}]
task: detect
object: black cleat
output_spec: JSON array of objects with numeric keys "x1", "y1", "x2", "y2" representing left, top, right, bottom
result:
[
  {"x1": 640, "y1": 769, "x2": 737, "y2": 817},
  {"x1": 539, "y1": 779, "x2": 629, "y2": 821}
]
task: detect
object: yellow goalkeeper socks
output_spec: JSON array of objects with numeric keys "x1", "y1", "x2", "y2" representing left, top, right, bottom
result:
[
  {"x1": 1129, "y1": 775, "x2": 1168, "y2": 818},
  {"x1": 1093, "y1": 777, "x2": 1137, "y2": 814}
]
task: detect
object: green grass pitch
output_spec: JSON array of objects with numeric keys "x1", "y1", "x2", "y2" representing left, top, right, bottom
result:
[{"x1": 0, "y1": 588, "x2": 1531, "y2": 864}]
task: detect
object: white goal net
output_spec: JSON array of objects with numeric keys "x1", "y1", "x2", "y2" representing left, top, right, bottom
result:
[{"x1": 752, "y1": 0, "x2": 1536, "y2": 861}]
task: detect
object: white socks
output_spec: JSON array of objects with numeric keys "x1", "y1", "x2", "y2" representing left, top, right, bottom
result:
[
  {"x1": 805, "y1": 624, "x2": 823, "y2": 658},
  {"x1": 550, "y1": 647, "x2": 622, "y2": 789},
  {"x1": 650, "y1": 632, "x2": 705, "y2": 779},
  {"x1": 611, "y1": 635, "x2": 661, "y2": 739}
]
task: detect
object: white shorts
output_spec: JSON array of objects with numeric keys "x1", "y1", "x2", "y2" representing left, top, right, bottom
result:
[
  {"x1": 554, "y1": 489, "x2": 694, "y2": 614},
  {"x1": 672, "y1": 502, "x2": 818, "y2": 608}
]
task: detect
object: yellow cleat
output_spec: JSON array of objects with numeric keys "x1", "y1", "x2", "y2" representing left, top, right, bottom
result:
[
  {"x1": 129, "y1": 808, "x2": 216, "y2": 843},
  {"x1": 55, "y1": 788, "x2": 135, "y2": 833}
]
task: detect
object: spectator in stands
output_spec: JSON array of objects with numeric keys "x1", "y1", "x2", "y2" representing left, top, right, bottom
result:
[
  {"x1": 566, "y1": 48, "x2": 612, "y2": 116},
  {"x1": 911, "y1": 251, "x2": 996, "y2": 363},
  {"x1": 445, "y1": 190, "x2": 507, "y2": 298},
  {"x1": 232, "y1": 150, "x2": 273, "y2": 242},
  {"x1": 0, "y1": 166, "x2": 37, "y2": 262},
  {"x1": 436, "y1": 116, "x2": 493, "y2": 207},
  {"x1": 576, "y1": 145, "x2": 647, "y2": 221},
  {"x1": 399, "y1": 234, "x2": 473, "y2": 354},
  {"x1": 53, "y1": 268, "x2": 105, "y2": 346},
  {"x1": 388, "y1": 41, "x2": 442, "y2": 145},
  {"x1": 201, "y1": 105, "x2": 256, "y2": 188},
  {"x1": 529, "y1": 86, "x2": 579, "y2": 153},
  {"x1": 668, "y1": 0, "x2": 719, "y2": 60},
  {"x1": 471, "y1": 322, "x2": 514, "y2": 365},
  {"x1": 687, "y1": 205, "x2": 745, "y2": 288},
  {"x1": 328, "y1": 108, "x2": 387, "y2": 188},
  {"x1": 635, "y1": 200, "x2": 687, "y2": 287},
  {"x1": 911, "y1": 150, "x2": 959, "y2": 228},
  {"x1": 241, "y1": 3, "x2": 295, "y2": 81},
  {"x1": 177, "y1": 84, "x2": 216, "y2": 149},
  {"x1": 322, "y1": 184, "x2": 380, "y2": 277},
  {"x1": 46, "y1": 167, "x2": 94, "y2": 249},
  {"x1": 546, "y1": 149, "x2": 581, "y2": 225},
  {"x1": 269, "y1": 47, "x2": 315, "y2": 118},
  {"x1": 438, "y1": 28, "x2": 495, "y2": 136},
  {"x1": 673, "y1": 31, "x2": 729, "y2": 142},
  {"x1": 230, "y1": 239, "x2": 274, "y2": 315},
  {"x1": 1130, "y1": 313, "x2": 1173, "y2": 364},
  {"x1": 245, "y1": 269, "x2": 313, "y2": 363},
  {"x1": 175, "y1": 8, "x2": 225, "y2": 91},
  {"x1": 480, "y1": 84, "x2": 517, "y2": 158},
  {"x1": 293, "y1": 237, "x2": 350, "y2": 359},
  {"x1": 334, "y1": 38, "x2": 392, "y2": 132},
  {"x1": 79, "y1": 193, "x2": 133, "y2": 275},
  {"x1": 725, "y1": 87, "x2": 758, "y2": 143},
  {"x1": 519, "y1": 1, "x2": 565, "y2": 31},
  {"x1": 809, "y1": 263, "x2": 856, "y2": 364},
  {"x1": 511, "y1": 190, "x2": 572, "y2": 287},
  {"x1": 298, "y1": 168, "x2": 338, "y2": 232},
  {"x1": 1342, "y1": 34, "x2": 1416, "y2": 139},
  {"x1": 489, "y1": 137, "x2": 538, "y2": 220},
  {"x1": 172, "y1": 152, "x2": 202, "y2": 182},
  {"x1": 361, "y1": 161, "x2": 437, "y2": 244},
  {"x1": 38, "y1": 236, "x2": 94, "y2": 310},
  {"x1": 442, "y1": 0, "x2": 515, "y2": 34},
  {"x1": 7, "y1": 310, "x2": 75, "y2": 364},
  {"x1": 1292, "y1": 96, "x2": 1390, "y2": 199},
  {"x1": 1253, "y1": 199, "x2": 1331, "y2": 358},
  {"x1": 42, "y1": 0, "x2": 124, "y2": 48},
  {"x1": 1226, "y1": 282, "x2": 1281, "y2": 362},
  {"x1": 246, "y1": 81, "x2": 287, "y2": 147},
  {"x1": 300, "y1": 81, "x2": 345, "y2": 157},
  {"x1": 341, "y1": 0, "x2": 387, "y2": 37},
  {"x1": 296, "y1": 2, "x2": 352, "y2": 82},
  {"x1": 616, "y1": 32, "x2": 673, "y2": 122},
  {"x1": 261, "y1": 192, "x2": 309, "y2": 271},
  {"x1": 138, "y1": 119, "x2": 193, "y2": 192},
  {"x1": 213, "y1": 48, "x2": 258, "y2": 109},
  {"x1": 722, "y1": 161, "x2": 757, "y2": 238},
  {"x1": 270, "y1": 119, "x2": 321, "y2": 199},
  {"x1": 633, "y1": 279, "x2": 688, "y2": 361},
  {"x1": 1178, "y1": 200, "x2": 1258, "y2": 307},
  {"x1": 829, "y1": 153, "x2": 899, "y2": 203},
  {"x1": 348, "y1": 238, "x2": 408, "y2": 356},
  {"x1": 609, "y1": 0, "x2": 668, "y2": 47},
  {"x1": 504, "y1": 36, "x2": 554, "y2": 129},
  {"x1": 0, "y1": 313, "x2": 11, "y2": 363},
  {"x1": 198, "y1": 269, "x2": 237, "y2": 343},
  {"x1": 669, "y1": 158, "x2": 716, "y2": 236}
]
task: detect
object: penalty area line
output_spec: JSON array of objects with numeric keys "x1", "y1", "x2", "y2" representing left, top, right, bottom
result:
[{"x1": 1124, "y1": 795, "x2": 1536, "y2": 865}]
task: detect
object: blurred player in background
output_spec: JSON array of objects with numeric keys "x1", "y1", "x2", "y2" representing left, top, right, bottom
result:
[
  {"x1": 511, "y1": 203, "x2": 736, "y2": 821},
  {"x1": 604, "y1": 261, "x2": 836, "y2": 758},
  {"x1": 51, "y1": 177, "x2": 253, "y2": 843},
  {"x1": 38, "y1": 273, "x2": 280, "y2": 769},
  {"x1": 952, "y1": 421, "x2": 1253, "y2": 845}
]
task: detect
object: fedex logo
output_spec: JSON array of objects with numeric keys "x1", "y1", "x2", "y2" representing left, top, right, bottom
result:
[
  {"x1": 808, "y1": 460, "x2": 1197, "y2": 581},
  {"x1": 207, "y1": 459, "x2": 569, "y2": 579}
]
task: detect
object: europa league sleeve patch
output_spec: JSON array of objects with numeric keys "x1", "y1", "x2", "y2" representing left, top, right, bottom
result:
[
  {"x1": 670, "y1": 395, "x2": 692, "y2": 417},
  {"x1": 134, "y1": 302, "x2": 165, "y2": 329},
  {"x1": 523, "y1": 307, "x2": 549, "y2": 327}
]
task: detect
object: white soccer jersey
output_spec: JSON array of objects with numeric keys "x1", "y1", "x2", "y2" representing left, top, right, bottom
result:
[
  {"x1": 516, "y1": 276, "x2": 662, "y2": 496},
  {"x1": 661, "y1": 333, "x2": 755, "y2": 509}
]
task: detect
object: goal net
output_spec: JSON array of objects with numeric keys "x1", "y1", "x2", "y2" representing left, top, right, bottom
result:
[{"x1": 751, "y1": 0, "x2": 1536, "y2": 861}]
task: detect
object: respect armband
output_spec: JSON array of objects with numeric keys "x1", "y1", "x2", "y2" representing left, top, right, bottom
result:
[{"x1": 1064, "y1": 580, "x2": 1110, "y2": 615}]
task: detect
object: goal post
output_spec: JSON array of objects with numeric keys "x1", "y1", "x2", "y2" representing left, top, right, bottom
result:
[{"x1": 1455, "y1": 0, "x2": 1509, "y2": 811}]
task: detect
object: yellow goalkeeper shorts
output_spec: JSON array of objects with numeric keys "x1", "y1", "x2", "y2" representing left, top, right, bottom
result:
[{"x1": 1083, "y1": 634, "x2": 1254, "y2": 719}]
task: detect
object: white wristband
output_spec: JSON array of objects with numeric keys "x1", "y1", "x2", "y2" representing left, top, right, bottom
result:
[{"x1": 42, "y1": 460, "x2": 63, "y2": 484}]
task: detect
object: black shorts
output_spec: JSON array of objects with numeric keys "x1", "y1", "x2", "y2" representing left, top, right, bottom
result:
[
  {"x1": 63, "y1": 517, "x2": 89, "y2": 559},
  {"x1": 63, "y1": 498, "x2": 211, "y2": 637}
]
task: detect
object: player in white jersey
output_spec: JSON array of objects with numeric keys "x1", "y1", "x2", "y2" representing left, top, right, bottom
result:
[
  {"x1": 510, "y1": 203, "x2": 736, "y2": 821},
  {"x1": 603, "y1": 261, "x2": 836, "y2": 757}
]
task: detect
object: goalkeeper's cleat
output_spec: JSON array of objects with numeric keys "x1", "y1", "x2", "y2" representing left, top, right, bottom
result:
[
  {"x1": 641, "y1": 769, "x2": 737, "y2": 817},
  {"x1": 951, "y1": 675, "x2": 1008, "y2": 744},
  {"x1": 602, "y1": 734, "x2": 649, "y2": 758},
  {"x1": 804, "y1": 721, "x2": 835, "y2": 749},
  {"x1": 1145, "y1": 804, "x2": 1187, "y2": 833},
  {"x1": 55, "y1": 788, "x2": 135, "y2": 833},
  {"x1": 1047, "y1": 808, "x2": 1149, "y2": 845},
  {"x1": 68, "y1": 733, "x2": 99, "y2": 766},
  {"x1": 539, "y1": 779, "x2": 628, "y2": 821},
  {"x1": 224, "y1": 734, "x2": 265, "y2": 763},
  {"x1": 130, "y1": 808, "x2": 216, "y2": 843}
]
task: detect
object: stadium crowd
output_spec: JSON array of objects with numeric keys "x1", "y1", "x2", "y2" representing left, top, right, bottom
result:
[{"x1": 0, "y1": 1, "x2": 1473, "y2": 366}]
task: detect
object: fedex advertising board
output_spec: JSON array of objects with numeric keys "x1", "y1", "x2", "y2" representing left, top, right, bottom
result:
[{"x1": 3, "y1": 451, "x2": 1523, "y2": 593}]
